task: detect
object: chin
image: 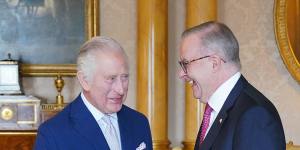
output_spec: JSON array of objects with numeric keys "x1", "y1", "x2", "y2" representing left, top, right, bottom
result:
[
  {"x1": 109, "y1": 104, "x2": 123, "y2": 113},
  {"x1": 192, "y1": 90, "x2": 202, "y2": 99},
  {"x1": 192, "y1": 93, "x2": 206, "y2": 103},
  {"x1": 198, "y1": 98, "x2": 207, "y2": 103}
]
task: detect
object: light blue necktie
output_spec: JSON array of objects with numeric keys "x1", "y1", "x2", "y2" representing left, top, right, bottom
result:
[{"x1": 102, "y1": 115, "x2": 120, "y2": 150}]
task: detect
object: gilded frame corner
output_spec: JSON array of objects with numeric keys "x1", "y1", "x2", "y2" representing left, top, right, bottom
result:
[{"x1": 274, "y1": 0, "x2": 300, "y2": 84}]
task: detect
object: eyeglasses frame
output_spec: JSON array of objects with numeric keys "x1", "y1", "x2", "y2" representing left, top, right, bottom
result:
[{"x1": 178, "y1": 55, "x2": 226, "y2": 74}]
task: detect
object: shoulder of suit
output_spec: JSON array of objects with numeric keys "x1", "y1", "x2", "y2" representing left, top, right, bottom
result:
[
  {"x1": 244, "y1": 83, "x2": 267, "y2": 101},
  {"x1": 243, "y1": 82, "x2": 277, "y2": 108},
  {"x1": 120, "y1": 105, "x2": 148, "y2": 120},
  {"x1": 235, "y1": 82, "x2": 280, "y2": 118}
]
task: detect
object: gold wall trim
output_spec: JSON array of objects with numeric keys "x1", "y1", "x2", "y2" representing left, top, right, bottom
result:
[
  {"x1": 286, "y1": 141, "x2": 300, "y2": 149},
  {"x1": 153, "y1": 140, "x2": 171, "y2": 149},
  {"x1": 21, "y1": 64, "x2": 77, "y2": 76},
  {"x1": 0, "y1": 131, "x2": 36, "y2": 136},
  {"x1": 274, "y1": 0, "x2": 300, "y2": 83},
  {"x1": 22, "y1": 0, "x2": 100, "y2": 77},
  {"x1": 85, "y1": 0, "x2": 100, "y2": 40},
  {"x1": 182, "y1": 141, "x2": 195, "y2": 150}
]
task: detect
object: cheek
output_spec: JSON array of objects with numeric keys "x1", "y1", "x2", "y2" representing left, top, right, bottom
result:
[
  {"x1": 123, "y1": 81, "x2": 129, "y2": 90},
  {"x1": 118, "y1": 79, "x2": 129, "y2": 92},
  {"x1": 190, "y1": 64, "x2": 211, "y2": 80},
  {"x1": 91, "y1": 82, "x2": 111, "y2": 97},
  {"x1": 187, "y1": 68, "x2": 200, "y2": 81}
]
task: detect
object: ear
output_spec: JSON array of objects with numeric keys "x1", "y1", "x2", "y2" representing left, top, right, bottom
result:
[
  {"x1": 210, "y1": 55, "x2": 222, "y2": 72},
  {"x1": 77, "y1": 71, "x2": 91, "y2": 91}
]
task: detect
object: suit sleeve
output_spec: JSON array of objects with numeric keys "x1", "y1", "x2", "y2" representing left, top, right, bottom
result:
[
  {"x1": 233, "y1": 106, "x2": 285, "y2": 150},
  {"x1": 145, "y1": 118, "x2": 153, "y2": 150},
  {"x1": 34, "y1": 124, "x2": 57, "y2": 150}
]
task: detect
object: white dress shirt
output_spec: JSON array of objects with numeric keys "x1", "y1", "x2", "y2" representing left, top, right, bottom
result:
[
  {"x1": 81, "y1": 93, "x2": 121, "y2": 150},
  {"x1": 205, "y1": 72, "x2": 241, "y2": 137}
]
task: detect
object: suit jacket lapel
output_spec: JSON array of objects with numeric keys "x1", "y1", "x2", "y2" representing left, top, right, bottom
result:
[
  {"x1": 117, "y1": 106, "x2": 133, "y2": 150},
  {"x1": 199, "y1": 76, "x2": 247, "y2": 150},
  {"x1": 200, "y1": 110, "x2": 228, "y2": 150},
  {"x1": 194, "y1": 120, "x2": 203, "y2": 150},
  {"x1": 70, "y1": 96, "x2": 110, "y2": 150}
]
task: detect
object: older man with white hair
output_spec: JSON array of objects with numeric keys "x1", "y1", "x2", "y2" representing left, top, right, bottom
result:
[{"x1": 35, "y1": 36, "x2": 153, "y2": 150}]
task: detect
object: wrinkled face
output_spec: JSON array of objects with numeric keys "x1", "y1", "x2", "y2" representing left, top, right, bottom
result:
[
  {"x1": 178, "y1": 34, "x2": 214, "y2": 103},
  {"x1": 79, "y1": 51, "x2": 129, "y2": 114}
]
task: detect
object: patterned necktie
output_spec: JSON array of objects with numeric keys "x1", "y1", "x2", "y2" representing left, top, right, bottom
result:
[
  {"x1": 199, "y1": 104, "x2": 213, "y2": 144},
  {"x1": 102, "y1": 115, "x2": 120, "y2": 150}
]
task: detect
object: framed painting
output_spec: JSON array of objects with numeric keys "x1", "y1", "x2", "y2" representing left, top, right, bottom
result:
[
  {"x1": 274, "y1": 0, "x2": 300, "y2": 84},
  {"x1": 0, "y1": 0, "x2": 99, "y2": 76}
]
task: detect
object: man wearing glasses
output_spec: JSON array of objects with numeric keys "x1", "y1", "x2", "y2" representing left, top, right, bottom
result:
[{"x1": 178, "y1": 21, "x2": 285, "y2": 150}]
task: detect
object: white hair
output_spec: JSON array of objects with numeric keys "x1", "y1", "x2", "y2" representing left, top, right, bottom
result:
[{"x1": 77, "y1": 36, "x2": 128, "y2": 82}]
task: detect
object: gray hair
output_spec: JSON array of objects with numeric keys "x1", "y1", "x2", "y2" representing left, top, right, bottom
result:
[
  {"x1": 182, "y1": 21, "x2": 241, "y2": 69},
  {"x1": 77, "y1": 36, "x2": 128, "y2": 82}
]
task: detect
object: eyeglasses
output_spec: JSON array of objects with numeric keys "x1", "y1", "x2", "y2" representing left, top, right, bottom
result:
[{"x1": 178, "y1": 55, "x2": 226, "y2": 74}]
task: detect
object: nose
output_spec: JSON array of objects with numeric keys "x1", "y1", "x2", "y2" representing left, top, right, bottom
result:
[
  {"x1": 178, "y1": 68, "x2": 191, "y2": 82},
  {"x1": 112, "y1": 78, "x2": 125, "y2": 95},
  {"x1": 178, "y1": 67, "x2": 186, "y2": 80}
]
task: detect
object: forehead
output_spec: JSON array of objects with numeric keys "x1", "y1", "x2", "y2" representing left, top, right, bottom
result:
[
  {"x1": 95, "y1": 50, "x2": 129, "y2": 75},
  {"x1": 180, "y1": 34, "x2": 203, "y2": 59}
]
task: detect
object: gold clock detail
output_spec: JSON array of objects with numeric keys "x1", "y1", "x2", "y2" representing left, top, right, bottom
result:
[{"x1": 1, "y1": 107, "x2": 14, "y2": 121}]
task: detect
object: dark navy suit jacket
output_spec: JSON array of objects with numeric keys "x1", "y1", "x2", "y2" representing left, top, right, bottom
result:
[
  {"x1": 194, "y1": 76, "x2": 286, "y2": 150},
  {"x1": 34, "y1": 95, "x2": 153, "y2": 150}
]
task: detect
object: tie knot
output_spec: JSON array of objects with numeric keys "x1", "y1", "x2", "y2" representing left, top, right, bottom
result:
[
  {"x1": 204, "y1": 104, "x2": 213, "y2": 115},
  {"x1": 102, "y1": 115, "x2": 112, "y2": 126}
]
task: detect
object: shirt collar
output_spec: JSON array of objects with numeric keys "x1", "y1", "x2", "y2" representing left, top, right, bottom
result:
[
  {"x1": 81, "y1": 92, "x2": 118, "y2": 121},
  {"x1": 208, "y1": 72, "x2": 241, "y2": 113}
]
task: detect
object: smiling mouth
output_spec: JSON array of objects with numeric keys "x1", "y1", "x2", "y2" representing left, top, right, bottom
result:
[
  {"x1": 188, "y1": 79, "x2": 197, "y2": 86},
  {"x1": 189, "y1": 79, "x2": 199, "y2": 90},
  {"x1": 108, "y1": 97, "x2": 122, "y2": 104}
]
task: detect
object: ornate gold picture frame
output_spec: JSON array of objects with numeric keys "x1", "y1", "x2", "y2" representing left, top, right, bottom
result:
[
  {"x1": 274, "y1": 0, "x2": 300, "y2": 83},
  {"x1": 17, "y1": 0, "x2": 99, "y2": 77}
]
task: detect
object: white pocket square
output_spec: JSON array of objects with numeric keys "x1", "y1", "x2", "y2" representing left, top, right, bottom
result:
[{"x1": 136, "y1": 142, "x2": 146, "y2": 150}]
